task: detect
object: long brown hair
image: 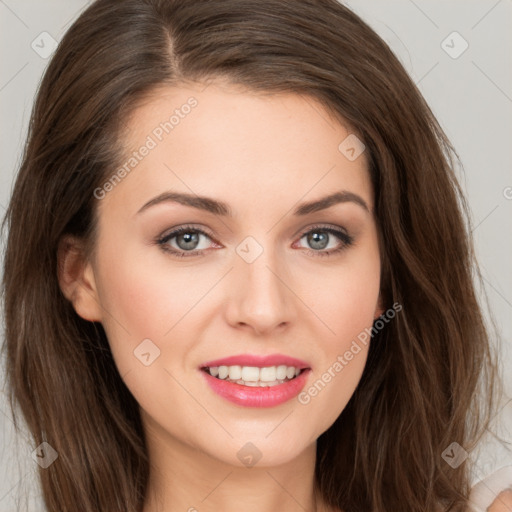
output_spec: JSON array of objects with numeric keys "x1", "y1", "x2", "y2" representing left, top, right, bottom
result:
[{"x1": 1, "y1": 1, "x2": 501, "y2": 510}]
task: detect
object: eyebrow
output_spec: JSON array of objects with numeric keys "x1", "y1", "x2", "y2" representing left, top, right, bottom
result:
[{"x1": 136, "y1": 190, "x2": 370, "y2": 216}]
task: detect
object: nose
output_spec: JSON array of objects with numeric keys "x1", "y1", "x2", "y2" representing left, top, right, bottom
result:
[{"x1": 224, "y1": 246, "x2": 296, "y2": 336}]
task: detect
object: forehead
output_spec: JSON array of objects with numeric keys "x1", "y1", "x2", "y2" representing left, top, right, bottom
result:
[{"x1": 99, "y1": 81, "x2": 373, "y2": 218}]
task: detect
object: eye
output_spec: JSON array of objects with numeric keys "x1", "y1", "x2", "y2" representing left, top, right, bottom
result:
[
  {"x1": 156, "y1": 225, "x2": 217, "y2": 258},
  {"x1": 156, "y1": 223, "x2": 354, "y2": 258},
  {"x1": 294, "y1": 225, "x2": 354, "y2": 257}
]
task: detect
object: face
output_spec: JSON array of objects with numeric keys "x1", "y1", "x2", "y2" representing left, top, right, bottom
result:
[{"x1": 69, "y1": 80, "x2": 382, "y2": 468}]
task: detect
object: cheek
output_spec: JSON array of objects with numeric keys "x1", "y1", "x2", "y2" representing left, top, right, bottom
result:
[
  {"x1": 294, "y1": 242, "x2": 380, "y2": 426},
  {"x1": 92, "y1": 247, "x2": 196, "y2": 369},
  {"x1": 298, "y1": 291, "x2": 374, "y2": 433},
  {"x1": 298, "y1": 242, "x2": 381, "y2": 347},
  {"x1": 97, "y1": 228, "x2": 214, "y2": 320}
]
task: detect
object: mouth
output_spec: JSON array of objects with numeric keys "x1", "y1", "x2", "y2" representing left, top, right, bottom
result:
[
  {"x1": 199, "y1": 363, "x2": 312, "y2": 408},
  {"x1": 200, "y1": 364, "x2": 308, "y2": 388}
]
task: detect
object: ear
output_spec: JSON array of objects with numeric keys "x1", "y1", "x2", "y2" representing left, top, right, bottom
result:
[{"x1": 57, "y1": 235, "x2": 103, "y2": 322}]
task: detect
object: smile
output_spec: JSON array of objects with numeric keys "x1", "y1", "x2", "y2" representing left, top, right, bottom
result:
[
  {"x1": 199, "y1": 366, "x2": 311, "y2": 408},
  {"x1": 202, "y1": 365, "x2": 303, "y2": 387}
]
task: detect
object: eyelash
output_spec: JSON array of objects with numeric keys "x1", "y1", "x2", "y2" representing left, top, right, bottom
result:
[{"x1": 156, "y1": 223, "x2": 354, "y2": 259}]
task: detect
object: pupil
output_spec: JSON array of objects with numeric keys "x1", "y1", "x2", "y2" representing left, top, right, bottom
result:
[
  {"x1": 177, "y1": 232, "x2": 199, "y2": 250},
  {"x1": 176, "y1": 231, "x2": 329, "y2": 251},
  {"x1": 308, "y1": 231, "x2": 328, "y2": 250}
]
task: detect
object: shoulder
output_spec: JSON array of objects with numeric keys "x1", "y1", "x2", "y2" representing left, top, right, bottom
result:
[
  {"x1": 469, "y1": 466, "x2": 512, "y2": 512},
  {"x1": 487, "y1": 489, "x2": 512, "y2": 511}
]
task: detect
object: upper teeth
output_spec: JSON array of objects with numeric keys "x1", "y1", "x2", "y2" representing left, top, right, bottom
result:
[{"x1": 208, "y1": 365, "x2": 301, "y2": 382}]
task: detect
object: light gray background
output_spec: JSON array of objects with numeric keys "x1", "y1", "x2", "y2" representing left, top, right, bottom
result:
[{"x1": 0, "y1": 1, "x2": 511, "y2": 510}]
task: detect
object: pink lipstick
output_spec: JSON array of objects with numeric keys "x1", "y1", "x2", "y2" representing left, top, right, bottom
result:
[{"x1": 199, "y1": 353, "x2": 311, "y2": 408}]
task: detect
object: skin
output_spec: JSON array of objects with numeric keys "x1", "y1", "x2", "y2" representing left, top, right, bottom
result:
[
  {"x1": 58, "y1": 80, "x2": 384, "y2": 512},
  {"x1": 489, "y1": 490, "x2": 512, "y2": 511}
]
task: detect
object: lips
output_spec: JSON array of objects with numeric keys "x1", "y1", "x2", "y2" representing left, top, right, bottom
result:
[
  {"x1": 198, "y1": 353, "x2": 313, "y2": 407},
  {"x1": 200, "y1": 353, "x2": 311, "y2": 370},
  {"x1": 200, "y1": 366, "x2": 312, "y2": 407}
]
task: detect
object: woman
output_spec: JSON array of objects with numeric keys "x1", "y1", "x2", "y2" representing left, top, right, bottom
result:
[{"x1": 1, "y1": 0, "x2": 509, "y2": 511}]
